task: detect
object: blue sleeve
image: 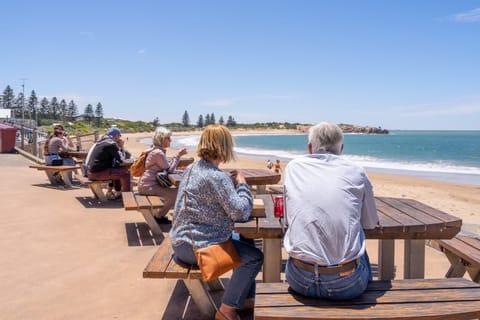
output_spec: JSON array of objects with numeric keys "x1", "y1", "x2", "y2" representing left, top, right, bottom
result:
[{"x1": 211, "y1": 171, "x2": 253, "y2": 222}]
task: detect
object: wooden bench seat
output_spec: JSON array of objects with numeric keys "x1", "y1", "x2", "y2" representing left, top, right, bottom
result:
[
  {"x1": 254, "y1": 278, "x2": 480, "y2": 320},
  {"x1": 431, "y1": 235, "x2": 480, "y2": 283},
  {"x1": 76, "y1": 175, "x2": 112, "y2": 202},
  {"x1": 122, "y1": 191, "x2": 165, "y2": 235},
  {"x1": 29, "y1": 164, "x2": 81, "y2": 188},
  {"x1": 143, "y1": 234, "x2": 223, "y2": 318}
]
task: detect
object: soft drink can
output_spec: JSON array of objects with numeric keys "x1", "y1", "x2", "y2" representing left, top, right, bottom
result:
[{"x1": 273, "y1": 195, "x2": 284, "y2": 218}]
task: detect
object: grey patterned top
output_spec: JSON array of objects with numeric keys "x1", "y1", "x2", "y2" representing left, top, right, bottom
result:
[{"x1": 170, "y1": 159, "x2": 253, "y2": 248}]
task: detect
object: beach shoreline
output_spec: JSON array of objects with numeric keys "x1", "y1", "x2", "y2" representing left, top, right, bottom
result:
[{"x1": 123, "y1": 130, "x2": 480, "y2": 235}]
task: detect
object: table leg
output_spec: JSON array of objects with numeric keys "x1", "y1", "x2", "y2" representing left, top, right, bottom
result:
[
  {"x1": 378, "y1": 239, "x2": 395, "y2": 280},
  {"x1": 139, "y1": 209, "x2": 162, "y2": 235},
  {"x1": 256, "y1": 185, "x2": 267, "y2": 194},
  {"x1": 263, "y1": 238, "x2": 282, "y2": 282},
  {"x1": 59, "y1": 171, "x2": 73, "y2": 188},
  {"x1": 404, "y1": 239, "x2": 425, "y2": 279}
]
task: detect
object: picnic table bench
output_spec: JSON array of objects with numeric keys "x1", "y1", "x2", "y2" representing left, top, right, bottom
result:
[
  {"x1": 122, "y1": 191, "x2": 165, "y2": 235},
  {"x1": 143, "y1": 198, "x2": 266, "y2": 318},
  {"x1": 29, "y1": 164, "x2": 81, "y2": 188},
  {"x1": 254, "y1": 278, "x2": 480, "y2": 320},
  {"x1": 431, "y1": 234, "x2": 480, "y2": 283},
  {"x1": 143, "y1": 235, "x2": 223, "y2": 318},
  {"x1": 76, "y1": 175, "x2": 113, "y2": 202}
]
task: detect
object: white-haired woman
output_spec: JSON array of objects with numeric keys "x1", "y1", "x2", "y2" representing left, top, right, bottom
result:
[{"x1": 138, "y1": 127, "x2": 188, "y2": 223}]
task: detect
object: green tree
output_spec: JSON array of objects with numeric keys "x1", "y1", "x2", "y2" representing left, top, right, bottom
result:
[
  {"x1": 94, "y1": 102, "x2": 103, "y2": 126},
  {"x1": 197, "y1": 114, "x2": 204, "y2": 128},
  {"x1": 28, "y1": 90, "x2": 38, "y2": 123},
  {"x1": 226, "y1": 115, "x2": 236, "y2": 126},
  {"x1": 59, "y1": 99, "x2": 67, "y2": 121},
  {"x1": 50, "y1": 97, "x2": 59, "y2": 120},
  {"x1": 2, "y1": 85, "x2": 15, "y2": 108},
  {"x1": 84, "y1": 104, "x2": 94, "y2": 124},
  {"x1": 182, "y1": 110, "x2": 190, "y2": 127},
  {"x1": 219, "y1": 116, "x2": 224, "y2": 125},
  {"x1": 67, "y1": 100, "x2": 78, "y2": 121},
  {"x1": 152, "y1": 117, "x2": 159, "y2": 127},
  {"x1": 39, "y1": 97, "x2": 50, "y2": 118},
  {"x1": 210, "y1": 113, "x2": 216, "y2": 124},
  {"x1": 205, "y1": 113, "x2": 210, "y2": 125}
]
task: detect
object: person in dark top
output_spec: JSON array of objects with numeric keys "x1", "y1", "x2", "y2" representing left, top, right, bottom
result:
[{"x1": 86, "y1": 127, "x2": 131, "y2": 199}]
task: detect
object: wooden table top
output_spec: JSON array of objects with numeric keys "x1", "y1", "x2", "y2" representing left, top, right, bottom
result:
[
  {"x1": 169, "y1": 168, "x2": 281, "y2": 187},
  {"x1": 235, "y1": 194, "x2": 462, "y2": 240}
]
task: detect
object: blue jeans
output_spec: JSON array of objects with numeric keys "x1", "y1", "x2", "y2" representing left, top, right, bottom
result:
[
  {"x1": 285, "y1": 252, "x2": 372, "y2": 300},
  {"x1": 172, "y1": 237, "x2": 264, "y2": 309}
]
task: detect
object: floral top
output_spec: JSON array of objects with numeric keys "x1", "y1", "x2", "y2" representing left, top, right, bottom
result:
[
  {"x1": 138, "y1": 147, "x2": 181, "y2": 188},
  {"x1": 170, "y1": 159, "x2": 253, "y2": 248}
]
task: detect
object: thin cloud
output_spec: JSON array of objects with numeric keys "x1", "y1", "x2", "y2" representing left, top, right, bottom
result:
[
  {"x1": 137, "y1": 48, "x2": 147, "y2": 55},
  {"x1": 451, "y1": 8, "x2": 480, "y2": 23}
]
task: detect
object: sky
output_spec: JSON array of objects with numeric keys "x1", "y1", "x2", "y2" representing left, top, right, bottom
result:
[{"x1": 1, "y1": 1, "x2": 480, "y2": 130}]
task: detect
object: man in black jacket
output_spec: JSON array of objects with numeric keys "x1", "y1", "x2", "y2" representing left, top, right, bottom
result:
[{"x1": 86, "y1": 127, "x2": 131, "y2": 199}]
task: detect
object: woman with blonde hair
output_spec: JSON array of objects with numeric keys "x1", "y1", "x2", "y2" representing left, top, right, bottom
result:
[
  {"x1": 170, "y1": 124, "x2": 263, "y2": 320},
  {"x1": 137, "y1": 126, "x2": 187, "y2": 223}
]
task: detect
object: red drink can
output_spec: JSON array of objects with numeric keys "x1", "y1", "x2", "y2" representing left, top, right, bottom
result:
[{"x1": 273, "y1": 195, "x2": 284, "y2": 218}]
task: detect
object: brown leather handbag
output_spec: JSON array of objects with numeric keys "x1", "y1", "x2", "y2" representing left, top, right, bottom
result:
[
  {"x1": 194, "y1": 239, "x2": 241, "y2": 281},
  {"x1": 183, "y1": 162, "x2": 242, "y2": 282}
]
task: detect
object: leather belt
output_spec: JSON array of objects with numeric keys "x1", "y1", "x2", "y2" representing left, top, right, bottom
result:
[{"x1": 290, "y1": 257, "x2": 359, "y2": 275}]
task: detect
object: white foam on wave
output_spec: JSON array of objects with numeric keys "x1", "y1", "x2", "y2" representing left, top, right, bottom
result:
[{"x1": 142, "y1": 135, "x2": 480, "y2": 177}]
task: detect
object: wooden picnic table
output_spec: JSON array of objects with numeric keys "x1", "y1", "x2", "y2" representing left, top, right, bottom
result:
[
  {"x1": 235, "y1": 194, "x2": 462, "y2": 282},
  {"x1": 168, "y1": 168, "x2": 281, "y2": 193}
]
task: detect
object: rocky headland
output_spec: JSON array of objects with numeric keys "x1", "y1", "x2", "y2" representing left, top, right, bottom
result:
[{"x1": 297, "y1": 124, "x2": 389, "y2": 134}]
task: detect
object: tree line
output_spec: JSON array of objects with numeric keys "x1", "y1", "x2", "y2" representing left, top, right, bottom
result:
[
  {"x1": 181, "y1": 110, "x2": 237, "y2": 128},
  {"x1": 1, "y1": 84, "x2": 104, "y2": 126}
]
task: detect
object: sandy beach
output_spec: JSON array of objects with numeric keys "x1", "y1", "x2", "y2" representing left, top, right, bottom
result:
[
  {"x1": 124, "y1": 130, "x2": 480, "y2": 234},
  {"x1": 0, "y1": 130, "x2": 478, "y2": 319}
]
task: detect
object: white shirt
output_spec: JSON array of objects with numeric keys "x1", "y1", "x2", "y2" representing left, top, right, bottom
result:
[{"x1": 283, "y1": 153, "x2": 379, "y2": 266}]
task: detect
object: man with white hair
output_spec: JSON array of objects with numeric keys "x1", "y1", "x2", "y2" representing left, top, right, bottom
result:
[{"x1": 283, "y1": 121, "x2": 379, "y2": 300}]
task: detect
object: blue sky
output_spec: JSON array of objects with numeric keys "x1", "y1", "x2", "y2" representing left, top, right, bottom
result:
[{"x1": 1, "y1": 1, "x2": 480, "y2": 130}]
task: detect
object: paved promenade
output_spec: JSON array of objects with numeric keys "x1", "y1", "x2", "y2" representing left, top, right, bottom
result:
[{"x1": 0, "y1": 153, "x2": 454, "y2": 320}]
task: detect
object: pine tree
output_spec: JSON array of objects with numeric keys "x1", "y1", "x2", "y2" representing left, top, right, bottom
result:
[
  {"x1": 197, "y1": 114, "x2": 204, "y2": 128},
  {"x1": 84, "y1": 104, "x2": 94, "y2": 125},
  {"x1": 95, "y1": 102, "x2": 103, "y2": 126},
  {"x1": 39, "y1": 97, "x2": 50, "y2": 118},
  {"x1": 27, "y1": 90, "x2": 38, "y2": 119},
  {"x1": 2, "y1": 85, "x2": 15, "y2": 108},
  {"x1": 219, "y1": 116, "x2": 224, "y2": 125},
  {"x1": 50, "y1": 97, "x2": 59, "y2": 120},
  {"x1": 210, "y1": 113, "x2": 216, "y2": 124},
  {"x1": 67, "y1": 100, "x2": 78, "y2": 121},
  {"x1": 205, "y1": 114, "x2": 210, "y2": 125},
  {"x1": 59, "y1": 99, "x2": 67, "y2": 121},
  {"x1": 226, "y1": 115, "x2": 236, "y2": 126},
  {"x1": 152, "y1": 117, "x2": 159, "y2": 127},
  {"x1": 182, "y1": 110, "x2": 190, "y2": 127}
]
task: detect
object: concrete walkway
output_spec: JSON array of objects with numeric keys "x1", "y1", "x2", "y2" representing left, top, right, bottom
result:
[{"x1": 0, "y1": 153, "x2": 455, "y2": 320}]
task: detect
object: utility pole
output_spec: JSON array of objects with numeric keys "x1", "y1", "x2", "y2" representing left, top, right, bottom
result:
[{"x1": 20, "y1": 78, "x2": 27, "y2": 126}]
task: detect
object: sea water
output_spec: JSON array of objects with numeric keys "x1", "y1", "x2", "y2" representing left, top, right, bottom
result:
[{"x1": 142, "y1": 130, "x2": 480, "y2": 185}]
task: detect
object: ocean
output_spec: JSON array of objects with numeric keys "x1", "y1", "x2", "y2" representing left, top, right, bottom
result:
[{"x1": 144, "y1": 130, "x2": 480, "y2": 186}]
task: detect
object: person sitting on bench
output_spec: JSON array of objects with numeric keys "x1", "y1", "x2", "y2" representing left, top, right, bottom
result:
[
  {"x1": 283, "y1": 122, "x2": 379, "y2": 300},
  {"x1": 44, "y1": 124, "x2": 75, "y2": 166},
  {"x1": 86, "y1": 127, "x2": 131, "y2": 200}
]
